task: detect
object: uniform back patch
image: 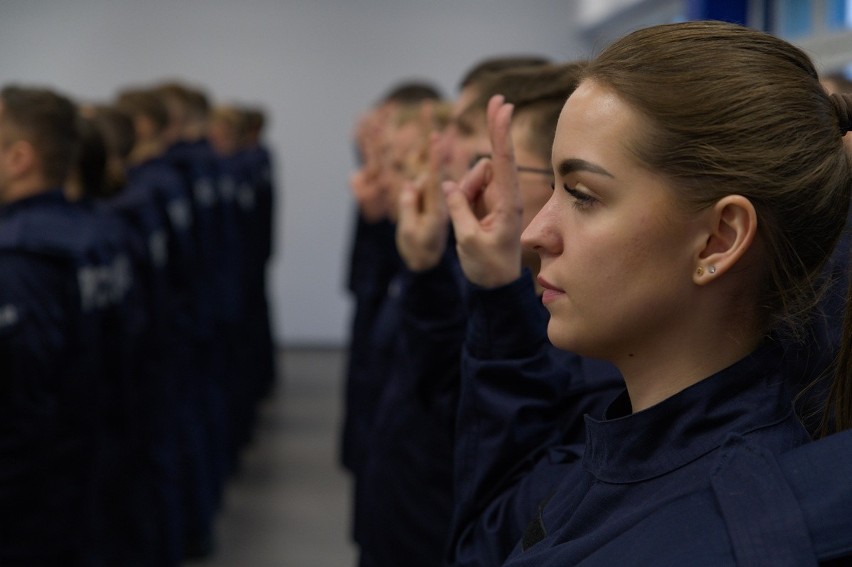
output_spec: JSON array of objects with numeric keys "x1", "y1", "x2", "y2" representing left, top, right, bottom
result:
[{"x1": 0, "y1": 304, "x2": 20, "y2": 331}]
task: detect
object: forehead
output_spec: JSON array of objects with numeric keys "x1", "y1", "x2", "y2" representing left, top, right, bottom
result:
[
  {"x1": 553, "y1": 80, "x2": 640, "y2": 157},
  {"x1": 510, "y1": 114, "x2": 540, "y2": 160},
  {"x1": 453, "y1": 84, "x2": 479, "y2": 118},
  {"x1": 451, "y1": 106, "x2": 487, "y2": 144}
]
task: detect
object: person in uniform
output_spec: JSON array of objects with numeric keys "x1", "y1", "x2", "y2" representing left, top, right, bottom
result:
[
  {"x1": 442, "y1": 21, "x2": 852, "y2": 565},
  {"x1": 0, "y1": 84, "x2": 137, "y2": 566}
]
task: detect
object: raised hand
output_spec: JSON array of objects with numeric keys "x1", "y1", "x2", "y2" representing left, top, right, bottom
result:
[
  {"x1": 443, "y1": 95, "x2": 523, "y2": 288},
  {"x1": 396, "y1": 124, "x2": 449, "y2": 272},
  {"x1": 349, "y1": 108, "x2": 390, "y2": 222}
]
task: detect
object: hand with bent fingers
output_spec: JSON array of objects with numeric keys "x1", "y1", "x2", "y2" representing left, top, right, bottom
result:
[
  {"x1": 350, "y1": 108, "x2": 391, "y2": 222},
  {"x1": 443, "y1": 95, "x2": 523, "y2": 288},
  {"x1": 396, "y1": 131, "x2": 449, "y2": 272}
]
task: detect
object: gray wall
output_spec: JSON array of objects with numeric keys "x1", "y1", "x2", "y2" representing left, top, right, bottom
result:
[{"x1": 0, "y1": 0, "x2": 587, "y2": 346}]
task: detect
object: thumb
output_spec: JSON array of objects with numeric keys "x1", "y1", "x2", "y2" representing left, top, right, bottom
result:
[{"x1": 443, "y1": 180, "x2": 479, "y2": 240}]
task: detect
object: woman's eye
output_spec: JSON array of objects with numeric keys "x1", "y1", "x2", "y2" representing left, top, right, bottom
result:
[{"x1": 562, "y1": 184, "x2": 597, "y2": 210}]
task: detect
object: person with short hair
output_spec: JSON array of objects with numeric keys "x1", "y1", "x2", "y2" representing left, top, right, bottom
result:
[
  {"x1": 235, "y1": 105, "x2": 278, "y2": 402},
  {"x1": 443, "y1": 55, "x2": 550, "y2": 183},
  {"x1": 0, "y1": 84, "x2": 138, "y2": 565},
  {"x1": 145, "y1": 80, "x2": 226, "y2": 560},
  {"x1": 112, "y1": 87, "x2": 203, "y2": 566},
  {"x1": 340, "y1": 81, "x2": 444, "y2": 484}
]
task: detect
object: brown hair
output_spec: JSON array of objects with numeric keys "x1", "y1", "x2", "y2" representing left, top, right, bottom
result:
[
  {"x1": 464, "y1": 62, "x2": 585, "y2": 163},
  {"x1": 380, "y1": 81, "x2": 443, "y2": 105},
  {"x1": 89, "y1": 104, "x2": 135, "y2": 161},
  {"x1": 211, "y1": 105, "x2": 246, "y2": 135},
  {"x1": 73, "y1": 115, "x2": 108, "y2": 199},
  {"x1": 115, "y1": 87, "x2": 170, "y2": 133},
  {"x1": 153, "y1": 80, "x2": 211, "y2": 132},
  {"x1": 582, "y1": 21, "x2": 852, "y2": 433},
  {"x1": 242, "y1": 106, "x2": 266, "y2": 138},
  {"x1": 458, "y1": 55, "x2": 551, "y2": 90},
  {"x1": 0, "y1": 85, "x2": 80, "y2": 186}
]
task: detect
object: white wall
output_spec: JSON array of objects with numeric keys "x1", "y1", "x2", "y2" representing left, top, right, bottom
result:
[{"x1": 0, "y1": 0, "x2": 587, "y2": 346}]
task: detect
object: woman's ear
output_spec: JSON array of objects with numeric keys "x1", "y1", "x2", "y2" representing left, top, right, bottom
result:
[{"x1": 692, "y1": 195, "x2": 758, "y2": 285}]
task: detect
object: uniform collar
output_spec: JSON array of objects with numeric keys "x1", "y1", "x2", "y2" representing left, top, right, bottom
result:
[
  {"x1": 582, "y1": 339, "x2": 795, "y2": 483},
  {"x1": 0, "y1": 187, "x2": 65, "y2": 217}
]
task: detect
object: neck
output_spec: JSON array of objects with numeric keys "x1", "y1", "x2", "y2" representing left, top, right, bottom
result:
[
  {"x1": 1, "y1": 175, "x2": 53, "y2": 205},
  {"x1": 615, "y1": 306, "x2": 764, "y2": 413},
  {"x1": 183, "y1": 123, "x2": 207, "y2": 141},
  {"x1": 64, "y1": 172, "x2": 85, "y2": 201},
  {"x1": 129, "y1": 139, "x2": 163, "y2": 165}
]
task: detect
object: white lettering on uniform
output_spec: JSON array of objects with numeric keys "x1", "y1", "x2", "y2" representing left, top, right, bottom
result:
[
  {"x1": 77, "y1": 254, "x2": 133, "y2": 312},
  {"x1": 194, "y1": 179, "x2": 217, "y2": 207},
  {"x1": 167, "y1": 199, "x2": 192, "y2": 231},
  {"x1": 0, "y1": 304, "x2": 20, "y2": 330}
]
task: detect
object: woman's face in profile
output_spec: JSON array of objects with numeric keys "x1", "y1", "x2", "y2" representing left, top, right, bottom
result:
[{"x1": 522, "y1": 80, "x2": 705, "y2": 362}]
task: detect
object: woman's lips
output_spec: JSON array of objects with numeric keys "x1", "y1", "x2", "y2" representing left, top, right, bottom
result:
[{"x1": 537, "y1": 276, "x2": 565, "y2": 305}]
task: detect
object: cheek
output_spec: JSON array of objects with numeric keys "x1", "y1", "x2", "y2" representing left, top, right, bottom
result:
[
  {"x1": 577, "y1": 213, "x2": 687, "y2": 312},
  {"x1": 563, "y1": 212, "x2": 656, "y2": 289}
]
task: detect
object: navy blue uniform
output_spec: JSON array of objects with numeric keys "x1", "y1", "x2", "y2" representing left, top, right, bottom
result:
[
  {"x1": 354, "y1": 250, "x2": 467, "y2": 567},
  {"x1": 497, "y1": 340, "x2": 810, "y2": 566},
  {"x1": 356, "y1": 252, "x2": 624, "y2": 567},
  {"x1": 0, "y1": 190, "x2": 141, "y2": 566},
  {"x1": 109, "y1": 156, "x2": 205, "y2": 566},
  {"x1": 776, "y1": 428, "x2": 852, "y2": 563},
  {"x1": 474, "y1": 427, "x2": 852, "y2": 565},
  {"x1": 341, "y1": 215, "x2": 402, "y2": 475},
  {"x1": 162, "y1": 139, "x2": 230, "y2": 553},
  {"x1": 219, "y1": 149, "x2": 275, "y2": 458},
  {"x1": 127, "y1": 155, "x2": 221, "y2": 562},
  {"x1": 449, "y1": 273, "x2": 622, "y2": 567},
  {"x1": 240, "y1": 143, "x2": 275, "y2": 264},
  {"x1": 163, "y1": 139, "x2": 223, "y2": 341},
  {"x1": 233, "y1": 145, "x2": 277, "y2": 404}
]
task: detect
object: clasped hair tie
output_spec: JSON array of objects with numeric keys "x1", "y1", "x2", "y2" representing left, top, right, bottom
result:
[{"x1": 830, "y1": 93, "x2": 852, "y2": 135}]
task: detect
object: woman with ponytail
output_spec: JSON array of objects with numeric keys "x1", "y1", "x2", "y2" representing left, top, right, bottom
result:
[{"x1": 443, "y1": 21, "x2": 852, "y2": 565}]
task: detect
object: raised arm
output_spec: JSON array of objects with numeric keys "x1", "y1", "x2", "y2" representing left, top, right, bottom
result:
[{"x1": 443, "y1": 95, "x2": 523, "y2": 289}]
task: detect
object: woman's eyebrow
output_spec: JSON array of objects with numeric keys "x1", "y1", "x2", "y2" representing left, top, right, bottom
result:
[{"x1": 556, "y1": 158, "x2": 614, "y2": 178}]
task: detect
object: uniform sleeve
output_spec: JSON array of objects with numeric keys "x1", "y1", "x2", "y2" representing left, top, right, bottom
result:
[
  {"x1": 397, "y1": 248, "x2": 466, "y2": 418},
  {"x1": 449, "y1": 271, "x2": 621, "y2": 567}
]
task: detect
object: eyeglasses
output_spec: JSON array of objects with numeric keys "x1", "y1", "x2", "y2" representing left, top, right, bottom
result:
[{"x1": 469, "y1": 153, "x2": 552, "y2": 177}]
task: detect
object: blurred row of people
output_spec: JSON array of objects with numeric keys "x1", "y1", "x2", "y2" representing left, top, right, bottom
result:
[
  {"x1": 341, "y1": 23, "x2": 852, "y2": 567},
  {"x1": 0, "y1": 79, "x2": 277, "y2": 565}
]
